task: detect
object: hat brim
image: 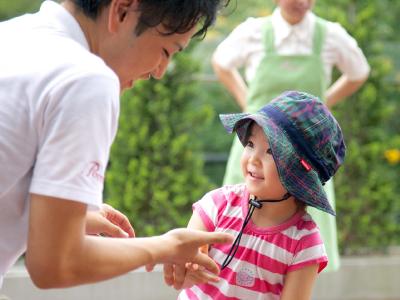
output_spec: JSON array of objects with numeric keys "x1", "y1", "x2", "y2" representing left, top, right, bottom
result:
[{"x1": 220, "y1": 112, "x2": 336, "y2": 216}]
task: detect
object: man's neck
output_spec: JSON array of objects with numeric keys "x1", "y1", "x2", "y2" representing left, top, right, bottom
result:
[{"x1": 61, "y1": 1, "x2": 100, "y2": 54}]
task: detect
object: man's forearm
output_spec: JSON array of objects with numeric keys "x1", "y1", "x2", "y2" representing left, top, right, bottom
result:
[{"x1": 46, "y1": 235, "x2": 161, "y2": 288}]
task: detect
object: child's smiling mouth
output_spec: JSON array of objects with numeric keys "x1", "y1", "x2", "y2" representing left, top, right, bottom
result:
[{"x1": 249, "y1": 171, "x2": 264, "y2": 180}]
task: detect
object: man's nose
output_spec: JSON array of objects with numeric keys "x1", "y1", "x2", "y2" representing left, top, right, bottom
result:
[{"x1": 151, "y1": 59, "x2": 169, "y2": 79}]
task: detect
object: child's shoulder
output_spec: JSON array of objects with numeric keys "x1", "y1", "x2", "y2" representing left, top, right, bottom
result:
[
  {"x1": 284, "y1": 211, "x2": 321, "y2": 240},
  {"x1": 204, "y1": 183, "x2": 248, "y2": 205},
  {"x1": 297, "y1": 211, "x2": 318, "y2": 230}
]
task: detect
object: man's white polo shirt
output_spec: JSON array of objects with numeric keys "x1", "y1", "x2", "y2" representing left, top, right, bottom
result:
[{"x1": 0, "y1": 1, "x2": 120, "y2": 285}]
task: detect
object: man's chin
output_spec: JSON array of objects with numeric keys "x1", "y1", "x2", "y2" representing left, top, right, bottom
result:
[{"x1": 121, "y1": 80, "x2": 135, "y2": 91}]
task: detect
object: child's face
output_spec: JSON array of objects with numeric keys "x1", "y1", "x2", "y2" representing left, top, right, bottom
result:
[
  {"x1": 240, "y1": 124, "x2": 287, "y2": 199},
  {"x1": 276, "y1": 0, "x2": 315, "y2": 25}
]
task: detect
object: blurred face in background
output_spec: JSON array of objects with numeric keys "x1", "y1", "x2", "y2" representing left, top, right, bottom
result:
[{"x1": 275, "y1": 0, "x2": 315, "y2": 24}]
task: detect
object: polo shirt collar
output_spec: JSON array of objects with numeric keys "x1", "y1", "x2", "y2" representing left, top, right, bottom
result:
[{"x1": 39, "y1": 0, "x2": 89, "y2": 50}]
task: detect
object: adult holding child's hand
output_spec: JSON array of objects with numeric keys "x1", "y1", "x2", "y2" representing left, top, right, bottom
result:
[
  {"x1": 157, "y1": 229, "x2": 232, "y2": 269},
  {"x1": 146, "y1": 230, "x2": 231, "y2": 290}
]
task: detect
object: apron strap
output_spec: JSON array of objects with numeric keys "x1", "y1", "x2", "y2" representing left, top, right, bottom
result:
[
  {"x1": 313, "y1": 17, "x2": 327, "y2": 55},
  {"x1": 262, "y1": 17, "x2": 275, "y2": 55}
]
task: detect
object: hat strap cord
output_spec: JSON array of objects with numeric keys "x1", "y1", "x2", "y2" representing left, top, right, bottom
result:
[{"x1": 220, "y1": 192, "x2": 291, "y2": 270}]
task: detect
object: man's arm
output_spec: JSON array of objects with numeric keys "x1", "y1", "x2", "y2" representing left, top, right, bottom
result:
[
  {"x1": 212, "y1": 56, "x2": 248, "y2": 111},
  {"x1": 25, "y1": 194, "x2": 233, "y2": 289}
]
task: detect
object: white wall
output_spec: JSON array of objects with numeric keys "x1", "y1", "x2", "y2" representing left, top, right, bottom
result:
[{"x1": 2, "y1": 255, "x2": 400, "y2": 300}]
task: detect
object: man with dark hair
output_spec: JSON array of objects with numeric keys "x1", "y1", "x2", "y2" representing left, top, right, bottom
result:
[{"x1": 0, "y1": 0, "x2": 232, "y2": 289}]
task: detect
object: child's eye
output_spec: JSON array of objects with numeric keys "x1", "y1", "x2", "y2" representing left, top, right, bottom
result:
[
  {"x1": 266, "y1": 148, "x2": 272, "y2": 155},
  {"x1": 246, "y1": 141, "x2": 254, "y2": 148}
]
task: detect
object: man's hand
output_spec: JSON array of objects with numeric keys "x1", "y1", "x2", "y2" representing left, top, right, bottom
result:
[
  {"x1": 150, "y1": 228, "x2": 232, "y2": 288},
  {"x1": 85, "y1": 203, "x2": 135, "y2": 238}
]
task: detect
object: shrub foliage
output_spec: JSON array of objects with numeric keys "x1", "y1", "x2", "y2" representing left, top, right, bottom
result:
[{"x1": 105, "y1": 52, "x2": 214, "y2": 236}]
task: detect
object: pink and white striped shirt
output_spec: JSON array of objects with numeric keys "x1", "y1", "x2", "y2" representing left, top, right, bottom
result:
[{"x1": 178, "y1": 184, "x2": 328, "y2": 300}]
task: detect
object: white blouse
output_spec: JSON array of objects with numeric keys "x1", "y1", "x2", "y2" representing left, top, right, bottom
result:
[{"x1": 213, "y1": 8, "x2": 370, "y2": 85}]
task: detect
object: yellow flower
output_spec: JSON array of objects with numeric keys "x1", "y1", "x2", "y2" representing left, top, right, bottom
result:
[{"x1": 384, "y1": 149, "x2": 400, "y2": 165}]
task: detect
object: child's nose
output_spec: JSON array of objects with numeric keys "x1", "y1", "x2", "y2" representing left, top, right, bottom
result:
[{"x1": 249, "y1": 152, "x2": 261, "y2": 165}]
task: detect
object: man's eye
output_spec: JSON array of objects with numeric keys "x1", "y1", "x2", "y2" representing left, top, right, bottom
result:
[
  {"x1": 266, "y1": 148, "x2": 272, "y2": 155},
  {"x1": 163, "y1": 48, "x2": 170, "y2": 58},
  {"x1": 246, "y1": 141, "x2": 254, "y2": 148}
]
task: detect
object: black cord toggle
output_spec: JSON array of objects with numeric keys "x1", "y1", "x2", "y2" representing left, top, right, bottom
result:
[{"x1": 249, "y1": 199, "x2": 262, "y2": 208}]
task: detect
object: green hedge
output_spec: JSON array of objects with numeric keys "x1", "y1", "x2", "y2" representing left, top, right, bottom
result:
[
  {"x1": 105, "y1": 51, "x2": 215, "y2": 236},
  {"x1": 314, "y1": 0, "x2": 400, "y2": 254}
]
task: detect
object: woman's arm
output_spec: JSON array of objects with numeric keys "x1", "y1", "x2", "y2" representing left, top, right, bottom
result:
[
  {"x1": 212, "y1": 56, "x2": 248, "y2": 111},
  {"x1": 280, "y1": 264, "x2": 319, "y2": 300},
  {"x1": 325, "y1": 74, "x2": 368, "y2": 108}
]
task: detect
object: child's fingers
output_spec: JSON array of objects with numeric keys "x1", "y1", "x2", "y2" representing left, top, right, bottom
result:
[
  {"x1": 199, "y1": 244, "x2": 209, "y2": 254},
  {"x1": 163, "y1": 263, "x2": 175, "y2": 286},
  {"x1": 188, "y1": 263, "x2": 199, "y2": 271},
  {"x1": 145, "y1": 263, "x2": 155, "y2": 272},
  {"x1": 173, "y1": 264, "x2": 187, "y2": 290},
  {"x1": 191, "y1": 252, "x2": 220, "y2": 275},
  {"x1": 188, "y1": 269, "x2": 220, "y2": 284}
]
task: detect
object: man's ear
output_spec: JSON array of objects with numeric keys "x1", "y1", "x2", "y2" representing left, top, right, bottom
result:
[{"x1": 107, "y1": 0, "x2": 138, "y2": 33}]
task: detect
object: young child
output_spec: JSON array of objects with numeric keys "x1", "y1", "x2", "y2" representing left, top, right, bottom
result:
[{"x1": 175, "y1": 91, "x2": 346, "y2": 299}]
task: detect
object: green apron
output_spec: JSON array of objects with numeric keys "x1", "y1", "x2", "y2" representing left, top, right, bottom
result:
[{"x1": 223, "y1": 17, "x2": 340, "y2": 272}]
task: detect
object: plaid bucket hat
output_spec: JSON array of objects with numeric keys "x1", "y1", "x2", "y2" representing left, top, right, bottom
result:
[{"x1": 219, "y1": 91, "x2": 346, "y2": 216}]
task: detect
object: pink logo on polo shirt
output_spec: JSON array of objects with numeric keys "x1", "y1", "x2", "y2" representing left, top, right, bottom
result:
[{"x1": 84, "y1": 161, "x2": 105, "y2": 183}]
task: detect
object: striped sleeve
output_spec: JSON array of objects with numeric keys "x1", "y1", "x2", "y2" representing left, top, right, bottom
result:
[
  {"x1": 193, "y1": 187, "x2": 229, "y2": 232},
  {"x1": 287, "y1": 217, "x2": 328, "y2": 273}
]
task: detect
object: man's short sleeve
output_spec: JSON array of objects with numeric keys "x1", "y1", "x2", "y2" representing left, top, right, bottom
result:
[{"x1": 30, "y1": 73, "x2": 120, "y2": 209}]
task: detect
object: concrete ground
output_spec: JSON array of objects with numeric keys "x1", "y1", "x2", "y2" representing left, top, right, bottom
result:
[{"x1": 1, "y1": 254, "x2": 400, "y2": 300}]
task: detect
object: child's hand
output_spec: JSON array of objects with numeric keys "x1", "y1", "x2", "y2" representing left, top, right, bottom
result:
[
  {"x1": 181, "y1": 262, "x2": 221, "y2": 289},
  {"x1": 162, "y1": 244, "x2": 220, "y2": 290},
  {"x1": 163, "y1": 262, "x2": 221, "y2": 290}
]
